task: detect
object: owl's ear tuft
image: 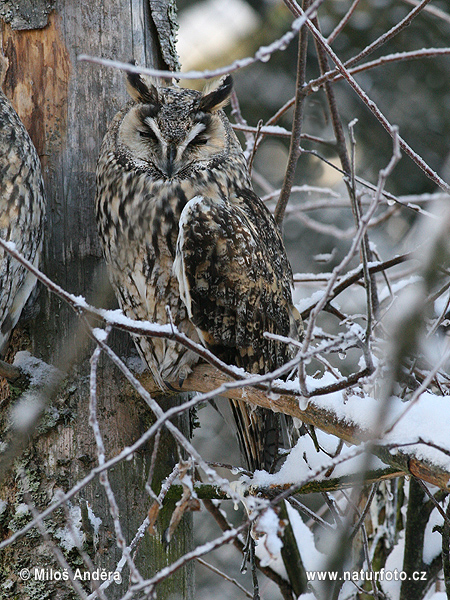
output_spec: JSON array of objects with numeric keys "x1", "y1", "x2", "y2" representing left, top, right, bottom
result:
[
  {"x1": 198, "y1": 75, "x2": 233, "y2": 112},
  {"x1": 126, "y1": 70, "x2": 160, "y2": 105}
]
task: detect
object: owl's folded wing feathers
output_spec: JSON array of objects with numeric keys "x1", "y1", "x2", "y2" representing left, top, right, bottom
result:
[
  {"x1": 173, "y1": 189, "x2": 301, "y2": 471},
  {"x1": 173, "y1": 189, "x2": 301, "y2": 375}
]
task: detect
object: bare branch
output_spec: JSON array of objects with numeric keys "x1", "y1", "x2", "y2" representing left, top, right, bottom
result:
[
  {"x1": 274, "y1": 0, "x2": 311, "y2": 226},
  {"x1": 196, "y1": 558, "x2": 253, "y2": 599},
  {"x1": 402, "y1": 0, "x2": 450, "y2": 24},
  {"x1": 78, "y1": 0, "x2": 326, "y2": 81},
  {"x1": 326, "y1": 0, "x2": 362, "y2": 44}
]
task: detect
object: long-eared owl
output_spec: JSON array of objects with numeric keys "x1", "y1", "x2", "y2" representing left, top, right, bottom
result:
[
  {"x1": 95, "y1": 74, "x2": 301, "y2": 471},
  {"x1": 0, "y1": 90, "x2": 45, "y2": 356}
]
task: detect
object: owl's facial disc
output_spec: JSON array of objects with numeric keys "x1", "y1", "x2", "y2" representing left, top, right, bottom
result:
[{"x1": 118, "y1": 102, "x2": 227, "y2": 178}]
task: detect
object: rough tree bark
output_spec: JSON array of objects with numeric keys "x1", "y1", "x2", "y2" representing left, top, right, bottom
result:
[{"x1": 0, "y1": 1, "x2": 193, "y2": 599}]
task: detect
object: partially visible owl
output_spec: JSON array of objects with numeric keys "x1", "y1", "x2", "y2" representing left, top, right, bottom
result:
[
  {"x1": 96, "y1": 74, "x2": 301, "y2": 471},
  {"x1": 0, "y1": 90, "x2": 45, "y2": 356}
]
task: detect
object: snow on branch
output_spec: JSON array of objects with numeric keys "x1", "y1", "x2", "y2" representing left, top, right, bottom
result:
[
  {"x1": 2, "y1": 193, "x2": 450, "y2": 498},
  {"x1": 3, "y1": 3, "x2": 450, "y2": 597},
  {"x1": 77, "y1": 0, "x2": 325, "y2": 81}
]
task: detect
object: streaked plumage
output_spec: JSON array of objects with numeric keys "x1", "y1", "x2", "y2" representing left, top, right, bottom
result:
[
  {"x1": 0, "y1": 91, "x2": 45, "y2": 355},
  {"x1": 95, "y1": 74, "x2": 301, "y2": 470}
]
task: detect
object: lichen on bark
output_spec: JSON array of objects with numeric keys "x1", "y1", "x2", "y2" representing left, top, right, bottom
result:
[{"x1": 0, "y1": 0, "x2": 55, "y2": 30}]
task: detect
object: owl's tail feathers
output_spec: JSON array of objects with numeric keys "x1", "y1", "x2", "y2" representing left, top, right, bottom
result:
[{"x1": 229, "y1": 398, "x2": 281, "y2": 473}]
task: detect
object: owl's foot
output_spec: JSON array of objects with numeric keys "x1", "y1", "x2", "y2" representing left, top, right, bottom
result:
[{"x1": 162, "y1": 381, "x2": 177, "y2": 392}]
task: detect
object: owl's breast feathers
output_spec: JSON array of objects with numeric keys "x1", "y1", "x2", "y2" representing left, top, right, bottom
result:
[{"x1": 173, "y1": 188, "x2": 302, "y2": 375}]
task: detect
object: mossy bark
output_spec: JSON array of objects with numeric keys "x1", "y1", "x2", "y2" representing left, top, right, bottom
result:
[{"x1": 0, "y1": 2, "x2": 193, "y2": 598}]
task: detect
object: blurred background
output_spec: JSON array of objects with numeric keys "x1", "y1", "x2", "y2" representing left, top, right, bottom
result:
[
  {"x1": 174, "y1": 1, "x2": 450, "y2": 597},
  {"x1": 177, "y1": 0, "x2": 450, "y2": 267}
]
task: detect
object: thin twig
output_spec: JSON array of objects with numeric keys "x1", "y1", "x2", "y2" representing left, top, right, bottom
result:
[
  {"x1": 202, "y1": 498, "x2": 294, "y2": 600},
  {"x1": 350, "y1": 483, "x2": 379, "y2": 541},
  {"x1": 123, "y1": 524, "x2": 249, "y2": 598},
  {"x1": 415, "y1": 478, "x2": 450, "y2": 529},
  {"x1": 19, "y1": 472, "x2": 89, "y2": 600},
  {"x1": 276, "y1": 0, "x2": 449, "y2": 192},
  {"x1": 89, "y1": 335, "x2": 144, "y2": 585},
  {"x1": 342, "y1": 488, "x2": 380, "y2": 599},
  {"x1": 327, "y1": 0, "x2": 361, "y2": 44},
  {"x1": 78, "y1": 0, "x2": 326, "y2": 82},
  {"x1": 275, "y1": 0, "x2": 311, "y2": 226},
  {"x1": 305, "y1": 11, "x2": 450, "y2": 192},
  {"x1": 402, "y1": 0, "x2": 450, "y2": 24},
  {"x1": 196, "y1": 558, "x2": 253, "y2": 599}
]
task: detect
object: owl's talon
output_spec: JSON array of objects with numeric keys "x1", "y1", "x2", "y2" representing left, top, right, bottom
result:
[{"x1": 164, "y1": 381, "x2": 181, "y2": 392}]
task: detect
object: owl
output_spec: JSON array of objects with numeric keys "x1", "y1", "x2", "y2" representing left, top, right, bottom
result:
[
  {"x1": 0, "y1": 90, "x2": 45, "y2": 356},
  {"x1": 95, "y1": 74, "x2": 301, "y2": 471}
]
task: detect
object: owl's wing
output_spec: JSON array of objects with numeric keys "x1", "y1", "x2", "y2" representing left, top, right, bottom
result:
[
  {"x1": 174, "y1": 189, "x2": 300, "y2": 374},
  {"x1": 0, "y1": 94, "x2": 45, "y2": 355},
  {"x1": 173, "y1": 189, "x2": 301, "y2": 471}
]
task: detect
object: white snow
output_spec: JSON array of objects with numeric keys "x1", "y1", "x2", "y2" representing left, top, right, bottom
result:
[
  {"x1": 54, "y1": 503, "x2": 84, "y2": 552},
  {"x1": 100, "y1": 307, "x2": 173, "y2": 334},
  {"x1": 423, "y1": 505, "x2": 444, "y2": 565},
  {"x1": 303, "y1": 373, "x2": 450, "y2": 475},
  {"x1": 253, "y1": 427, "x2": 385, "y2": 491},
  {"x1": 70, "y1": 294, "x2": 89, "y2": 309},
  {"x1": 378, "y1": 275, "x2": 423, "y2": 304},
  {"x1": 14, "y1": 502, "x2": 29, "y2": 517},
  {"x1": 87, "y1": 502, "x2": 102, "y2": 547},
  {"x1": 10, "y1": 391, "x2": 43, "y2": 433},
  {"x1": 259, "y1": 125, "x2": 291, "y2": 136},
  {"x1": 294, "y1": 289, "x2": 326, "y2": 313},
  {"x1": 286, "y1": 502, "x2": 324, "y2": 572},
  {"x1": 13, "y1": 351, "x2": 61, "y2": 388},
  {"x1": 434, "y1": 290, "x2": 450, "y2": 317},
  {"x1": 249, "y1": 366, "x2": 450, "y2": 495},
  {"x1": 92, "y1": 327, "x2": 109, "y2": 342},
  {"x1": 253, "y1": 507, "x2": 283, "y2": 567},
  {"x1": 382, "y1": 531, "x2": 405, "y2": 598}
]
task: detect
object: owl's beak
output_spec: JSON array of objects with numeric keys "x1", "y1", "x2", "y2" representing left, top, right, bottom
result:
[{"x1": 165, "y1": 144, "x2": 177, "y2": 177}]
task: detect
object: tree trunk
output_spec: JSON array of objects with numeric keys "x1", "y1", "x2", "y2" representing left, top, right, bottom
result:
[{"x1": 0, "y1": 2, "x2": 193, "y2": 599}]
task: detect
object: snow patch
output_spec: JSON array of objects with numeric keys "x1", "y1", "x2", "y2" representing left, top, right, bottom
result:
[
  {"x1": 294, "y1": 289, "x2": 326, "y2": 313},
  {"x1": 10, "y1": 392, "x2": 43, "y2": 433},
  {"x1": 54, "y1": 503, "x2": 84, "y2": 552},
  {"x1": 13, "y1": 351, "x2": 61, "y2": 388},
  {"x1": 286, "y1": 502, "x2": 324, "y2": 572},
  {"x1": 253, "y1": 430, "x2": 385, "y2": 490},
  {"x1": 423, "y1": 505, "x2": 445, "y2": 565},
  {"x1": 301, "y1": 373, "x2": 450, "y2": 474},
  {"x1": 14, "y1": 502, "x2": 29, "y2": 517},
  {"x1": 87, "y1": 502, "x2": 102, "y2": 547},
  {"x1": 254, "y1": 507, "x2": 283, "y2": 567},
  {"x1": 92, "y1": 327, "x2": 109, "y2": 342}
]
